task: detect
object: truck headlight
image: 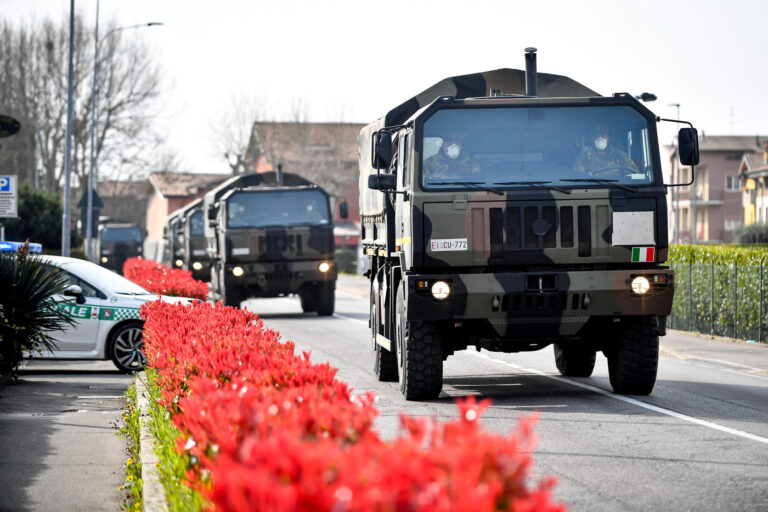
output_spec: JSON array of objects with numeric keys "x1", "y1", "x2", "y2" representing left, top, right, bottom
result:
[
  {"x1": 232, "y1": 266, "x2": 244, "y2": 277},
  {"x1": 631, "y1": 276, "x2": 650, "y2": 295},
  {"x1": 101, "y1": 256, "x2": 109, "y2": 263},
  {"x1": 431, "y1": 280, "x2": 451, "y2": 300},
  {"x1": 319, "y1": 262, "x2": 331, "y2": 273},
  {"x1": 192, "y1": 261, "x2": 203, "y2": 271},
  {"x1": 175, "y1": 259, "x2": 183, "y2": 267}
]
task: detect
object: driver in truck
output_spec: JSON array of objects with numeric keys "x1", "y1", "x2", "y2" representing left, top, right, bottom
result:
[
  {"x1": 423, "y1": 130, "x2": 482, "y2": 180},
  {"x1": 573, "y1": 124, "x2": 639, "y2": 177}
]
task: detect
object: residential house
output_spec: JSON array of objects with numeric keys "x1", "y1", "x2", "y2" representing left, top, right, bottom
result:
[
  {"x1": 143, "y1": 171, "x2": 228, "y2": 244},
  {"x1": 739, "y1": 146, "x2": 768, "y2": 225},
  {"x1": 667, "y1": 135, "x2": 767, "y2": 243},
  {"x1": 245, "y1": 122, "x2": 365, "y2": 250}
]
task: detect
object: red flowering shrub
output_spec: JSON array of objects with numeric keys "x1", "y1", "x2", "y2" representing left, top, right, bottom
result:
[
  {"x1": 123, "y1": 257, "x2": 208, "y2": 301},
  {"x1": 141, "y1": 300, "x2": 565, "y2": 512}
]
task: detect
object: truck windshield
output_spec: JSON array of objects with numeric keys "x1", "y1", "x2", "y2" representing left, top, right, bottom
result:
[
  {"x1": 227, "y1": 189, "x2": 331, "y2": 228},
  {"x1": 421, "y1": 105, "x2": 654, "y2": 190},
  {"x1": 190, "y1": 210, "x2": 204, "y2": 236},
  {"x1": 100, "y1": 226, "x2": 142, "y2": 242}
]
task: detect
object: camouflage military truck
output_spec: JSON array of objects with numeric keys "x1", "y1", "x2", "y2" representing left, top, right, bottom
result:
[
  {"x1": 98, "y1": 223, "x2": 143, "y2": 274},
  {"x1": 164, "y1": 198, "x2": 211, "y2": 281},
  {"x1": 360, "y1": 48, "x2": 699, "y2": 400},
  {"x1": 204, "y1": 170, "x2": 347, "y2": 312}
]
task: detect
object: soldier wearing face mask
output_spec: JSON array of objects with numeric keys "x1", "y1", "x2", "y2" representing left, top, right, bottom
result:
[
  {"x1": 574, "y1": 126, "x2": 638, "y2": 177},
  {"x1": 423, "y1": 131, "x2": 481, "y2": 180}
]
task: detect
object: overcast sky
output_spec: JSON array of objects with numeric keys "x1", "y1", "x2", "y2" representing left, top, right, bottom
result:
[{"x1": 3, "y1": 0, "x2": 768, "y2": 176}]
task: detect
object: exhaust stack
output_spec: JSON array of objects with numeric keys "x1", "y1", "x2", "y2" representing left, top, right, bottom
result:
[{"x1": 525, "y1": 47, "x2": 537, "y2": 97}]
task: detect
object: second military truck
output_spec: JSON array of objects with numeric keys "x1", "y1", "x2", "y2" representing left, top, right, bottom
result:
[
  {"x1": 360, "y1": 49, "x2": 699, "y2": 400},
  {"x1": 205, "y1": 170, "x2": 346, "y2": 313}
]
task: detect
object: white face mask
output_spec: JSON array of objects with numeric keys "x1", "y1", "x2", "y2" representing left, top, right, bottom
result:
[
  {"x1": 445, "y1": 143, "x2": 461, "y2": 159},
  {"x1": 594, "y1": 137, "x2": 608, "y2": 151}
]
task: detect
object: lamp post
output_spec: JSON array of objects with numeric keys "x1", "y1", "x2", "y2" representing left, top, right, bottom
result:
[
  {"x1": 61, "y1": 0, "x2": 75, "y2": 257},
  {"x1": 85, "y1": 1, "x2": 162, "y2": 261}
]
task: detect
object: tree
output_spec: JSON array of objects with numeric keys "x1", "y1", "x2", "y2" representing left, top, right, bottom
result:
[
  {"x1": 3, "y1": 182, "x2": 81, "y2": 251},
  {"x1": 0, "y1": 14, "x2": 176, "y2": 193},
  {"x1": 209, "y1": 92, "x2": 272, "y2": 175}
]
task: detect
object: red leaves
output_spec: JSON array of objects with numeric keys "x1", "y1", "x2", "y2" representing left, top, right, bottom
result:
[
  {"x1": 123, "y1": 258, "x2": 208, "y2": 301},
  {"x1": 140, "y1": 300, "x2": 566, "y2": 512}
]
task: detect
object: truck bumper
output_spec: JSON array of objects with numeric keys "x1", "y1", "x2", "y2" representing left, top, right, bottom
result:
[
  {"x1": 224, "y1": 260, "x2": 337, "y2": 296},
  {"x1": 405, "y1": 268, "x2": 674, "y2": 337}
]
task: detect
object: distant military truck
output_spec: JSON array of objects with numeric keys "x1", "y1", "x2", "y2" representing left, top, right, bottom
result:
[
  {"x1": 164, "y1": 198, "x2": 211, "y2": 281},
  {"x1": 204, "y1": 170, "x2": 347, "y2": 312},
  {"x1": 98, "y1": 223, "x2": 143, "y2": 274},
  {"x1": 360, "y1": 48, "x2": 699, "y2": 400}
]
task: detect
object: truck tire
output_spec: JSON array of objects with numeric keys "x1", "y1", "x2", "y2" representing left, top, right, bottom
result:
[
  {"x1": 223, "y1": 282, "x2": 241, "y2": 308},
  {"x1": 300, "y1": 288, "x2": 316, "y2": 313},
  {"x1": 554, "y1": 343, "x2": 596, "y2": 377},
  {"x1": 608, "y1": 316, "x2": 659, "y2": 395},
  {"x1": 315, "y1": 283, "x2": 335, "y2": 316},
  {"x1": 371, "y1": 283, "x2": 397, "y2": 381},
  {"x1": 396, "y1": 285, "x2": 442, "y2": 400}
]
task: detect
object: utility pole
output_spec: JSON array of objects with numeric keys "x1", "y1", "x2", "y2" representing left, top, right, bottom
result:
[{"x1": 61, "y1": 0, "x2": 75, "y2": 257}]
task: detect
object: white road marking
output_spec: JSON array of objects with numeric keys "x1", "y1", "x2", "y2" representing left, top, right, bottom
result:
[
  {"x1": 468, "y1": 351, "x2": 768, "y2": 445},
  {"x1": 333, "y1": 313, "x2": 368, "y2": 326}
]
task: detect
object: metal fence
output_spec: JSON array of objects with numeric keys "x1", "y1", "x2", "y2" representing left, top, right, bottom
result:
[{"x1": 669, "y1": 262, "x2": 767, "y2": 341}]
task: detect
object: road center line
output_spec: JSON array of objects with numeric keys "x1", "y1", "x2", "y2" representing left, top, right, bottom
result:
[
  {"x1": 469, "y1": 351, "x2": 768, "y2": 445},
  {"x1": 333, "y1": 313, "x2": 368, "y2": 325}
]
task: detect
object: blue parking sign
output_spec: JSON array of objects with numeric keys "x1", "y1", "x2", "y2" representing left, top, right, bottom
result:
[{"x1": 0, "y1": 176, "x2": 9, "y2": 192}]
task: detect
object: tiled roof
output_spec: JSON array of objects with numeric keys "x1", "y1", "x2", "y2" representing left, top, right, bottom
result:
[
  {"x1": 148, "y1": 172, "x2": 229, "y2": 198},
  {"x1": 697, "y1": 135, "x2": 768, "y2": 152},
  {"x1": 248, "y1": 122, "x2": 365, "y2": 169},
  {"x1": 741, "y1": 153, "x2": 768, "y2": 175}
]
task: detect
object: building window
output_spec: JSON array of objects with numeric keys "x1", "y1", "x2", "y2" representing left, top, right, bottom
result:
[
  {"x1": 681, "y1": 207, "x2": 689, "y2": 232},
  {"x1": 680, "y1": 167, "x2": 691, "y2": 183},
  {"x1": 725, "y1": 219, "x2": 741, "y2": 232},
  {"x1": 725, "y1": 175, "x2": 740, "y2": 191}
]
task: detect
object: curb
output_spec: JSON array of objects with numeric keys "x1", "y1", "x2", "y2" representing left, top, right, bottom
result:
[{"x1": 135, "y1": 372, "x2": 168, "y2": 512}]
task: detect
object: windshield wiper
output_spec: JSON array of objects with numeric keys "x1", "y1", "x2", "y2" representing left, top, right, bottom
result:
[
  {"x1": 560, "y1": 178, "x2": 635, "y2": 193},
  {"x1": 428, "y1": 181, "x2": 504, "y2": 196},
  {"x1": 493, "y1": 180, "x2": 572, "y2": 195}
]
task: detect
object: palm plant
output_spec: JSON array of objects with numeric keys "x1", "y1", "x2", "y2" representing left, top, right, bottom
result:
[{"x1": 0, "y1": 242, "x2": 75, "y2": 377}]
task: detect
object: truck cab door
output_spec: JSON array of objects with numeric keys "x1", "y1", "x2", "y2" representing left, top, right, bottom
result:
[{"x1": 395, "y1": 133, "x2": 412, "y2": 269}]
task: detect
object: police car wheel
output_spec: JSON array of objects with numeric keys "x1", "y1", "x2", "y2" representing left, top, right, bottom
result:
[
  {"x1": 608, "y1": 316, "x2": 659, "y2": 395},
  {"x1": 396, "y1": 285, "x2": 443, "y2": 400},
  {"x1": 108, "y1": 322, "x2": 146, "y2": 374},
  {"x1": 372, "y1": 285, "x2": 397, "y2": 381},
  {"x1": 554, "y1": 343, "x2": 596, "y2": 377}
]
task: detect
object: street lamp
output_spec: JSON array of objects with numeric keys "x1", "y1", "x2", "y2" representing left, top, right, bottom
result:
[
  {"x1": 85, "y1": 0, "x2": 162, "y2": 261},
  {"x1": 635, "y1": 92, "x2": 657, "y2": 102}
]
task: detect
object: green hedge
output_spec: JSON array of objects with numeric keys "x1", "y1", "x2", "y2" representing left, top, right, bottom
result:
[{"x1": 667, "y1": 245, "x2": 768, "y2": 342}]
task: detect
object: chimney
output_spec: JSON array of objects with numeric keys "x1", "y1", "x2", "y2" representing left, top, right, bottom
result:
[{"x1": 525, "y1": 47, "x2": 537, "y2": 97}]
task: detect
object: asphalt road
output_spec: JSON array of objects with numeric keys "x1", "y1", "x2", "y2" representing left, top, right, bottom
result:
[{"x1": 244, "y1": 276, "x2": 768, "y2": 512}]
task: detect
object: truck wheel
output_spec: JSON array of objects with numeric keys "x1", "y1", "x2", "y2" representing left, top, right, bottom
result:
[
  {"x1": 371, "y1": 283, "x2": 397, "y2": 381},
  {"x1": 299, "y1": 289, "x2": 316, "y2": 313},
  {"x1": 108, "y1": 322, "x2": 146, "y2": 374},
  {"x1": 608, "y1": 316, "x2": 659, "y2": 395},
  {"x1": 315, "y1": 283, "x2": 335, "y2": 316},
  {"x1": 554, "y1": 344, "x2": 596, "y2": 377},
  {"x1": 396, "y1": 285, "x2": 442, "y2": 400},
  {"x1": 223, "y1": 283, "x2": 241, "y2": 308}
]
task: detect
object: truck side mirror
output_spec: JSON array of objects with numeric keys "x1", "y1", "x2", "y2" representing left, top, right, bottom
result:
[
  {"x1": 372, "y1": 131, "x2": 393, "y2": 170},
  {"x1": 339, "y1": 201, "x2": 349, "y2": 219},
  {"x1": 678, "y1": 127, "x2": 699, "y2": 166},
  {"x1": 368, "y1": 174, "x2": 396, "y2": 191}
]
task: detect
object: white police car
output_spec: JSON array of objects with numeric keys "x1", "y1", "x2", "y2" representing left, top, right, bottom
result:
[{"x1": 38, "y1": 256, "x2": 191, "y2": 373}]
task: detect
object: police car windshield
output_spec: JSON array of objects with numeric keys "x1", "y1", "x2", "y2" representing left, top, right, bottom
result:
[
  {"x1": 227, "y1": 189, "x2": 331, "y2": 229},
  {"x1": 51, "y1": 258, "x2": 152, "y2": 296},
  {"x1": 100, "y1": 227, "x2": 142, "y2": 242},
  {"x1": 421, "y1": 105, "x2": 654, "y2": 190}
]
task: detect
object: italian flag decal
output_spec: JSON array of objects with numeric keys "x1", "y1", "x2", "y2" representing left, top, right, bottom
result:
[{"x1": 632, "y1": 247, "x2": 655, "y2": 262}]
